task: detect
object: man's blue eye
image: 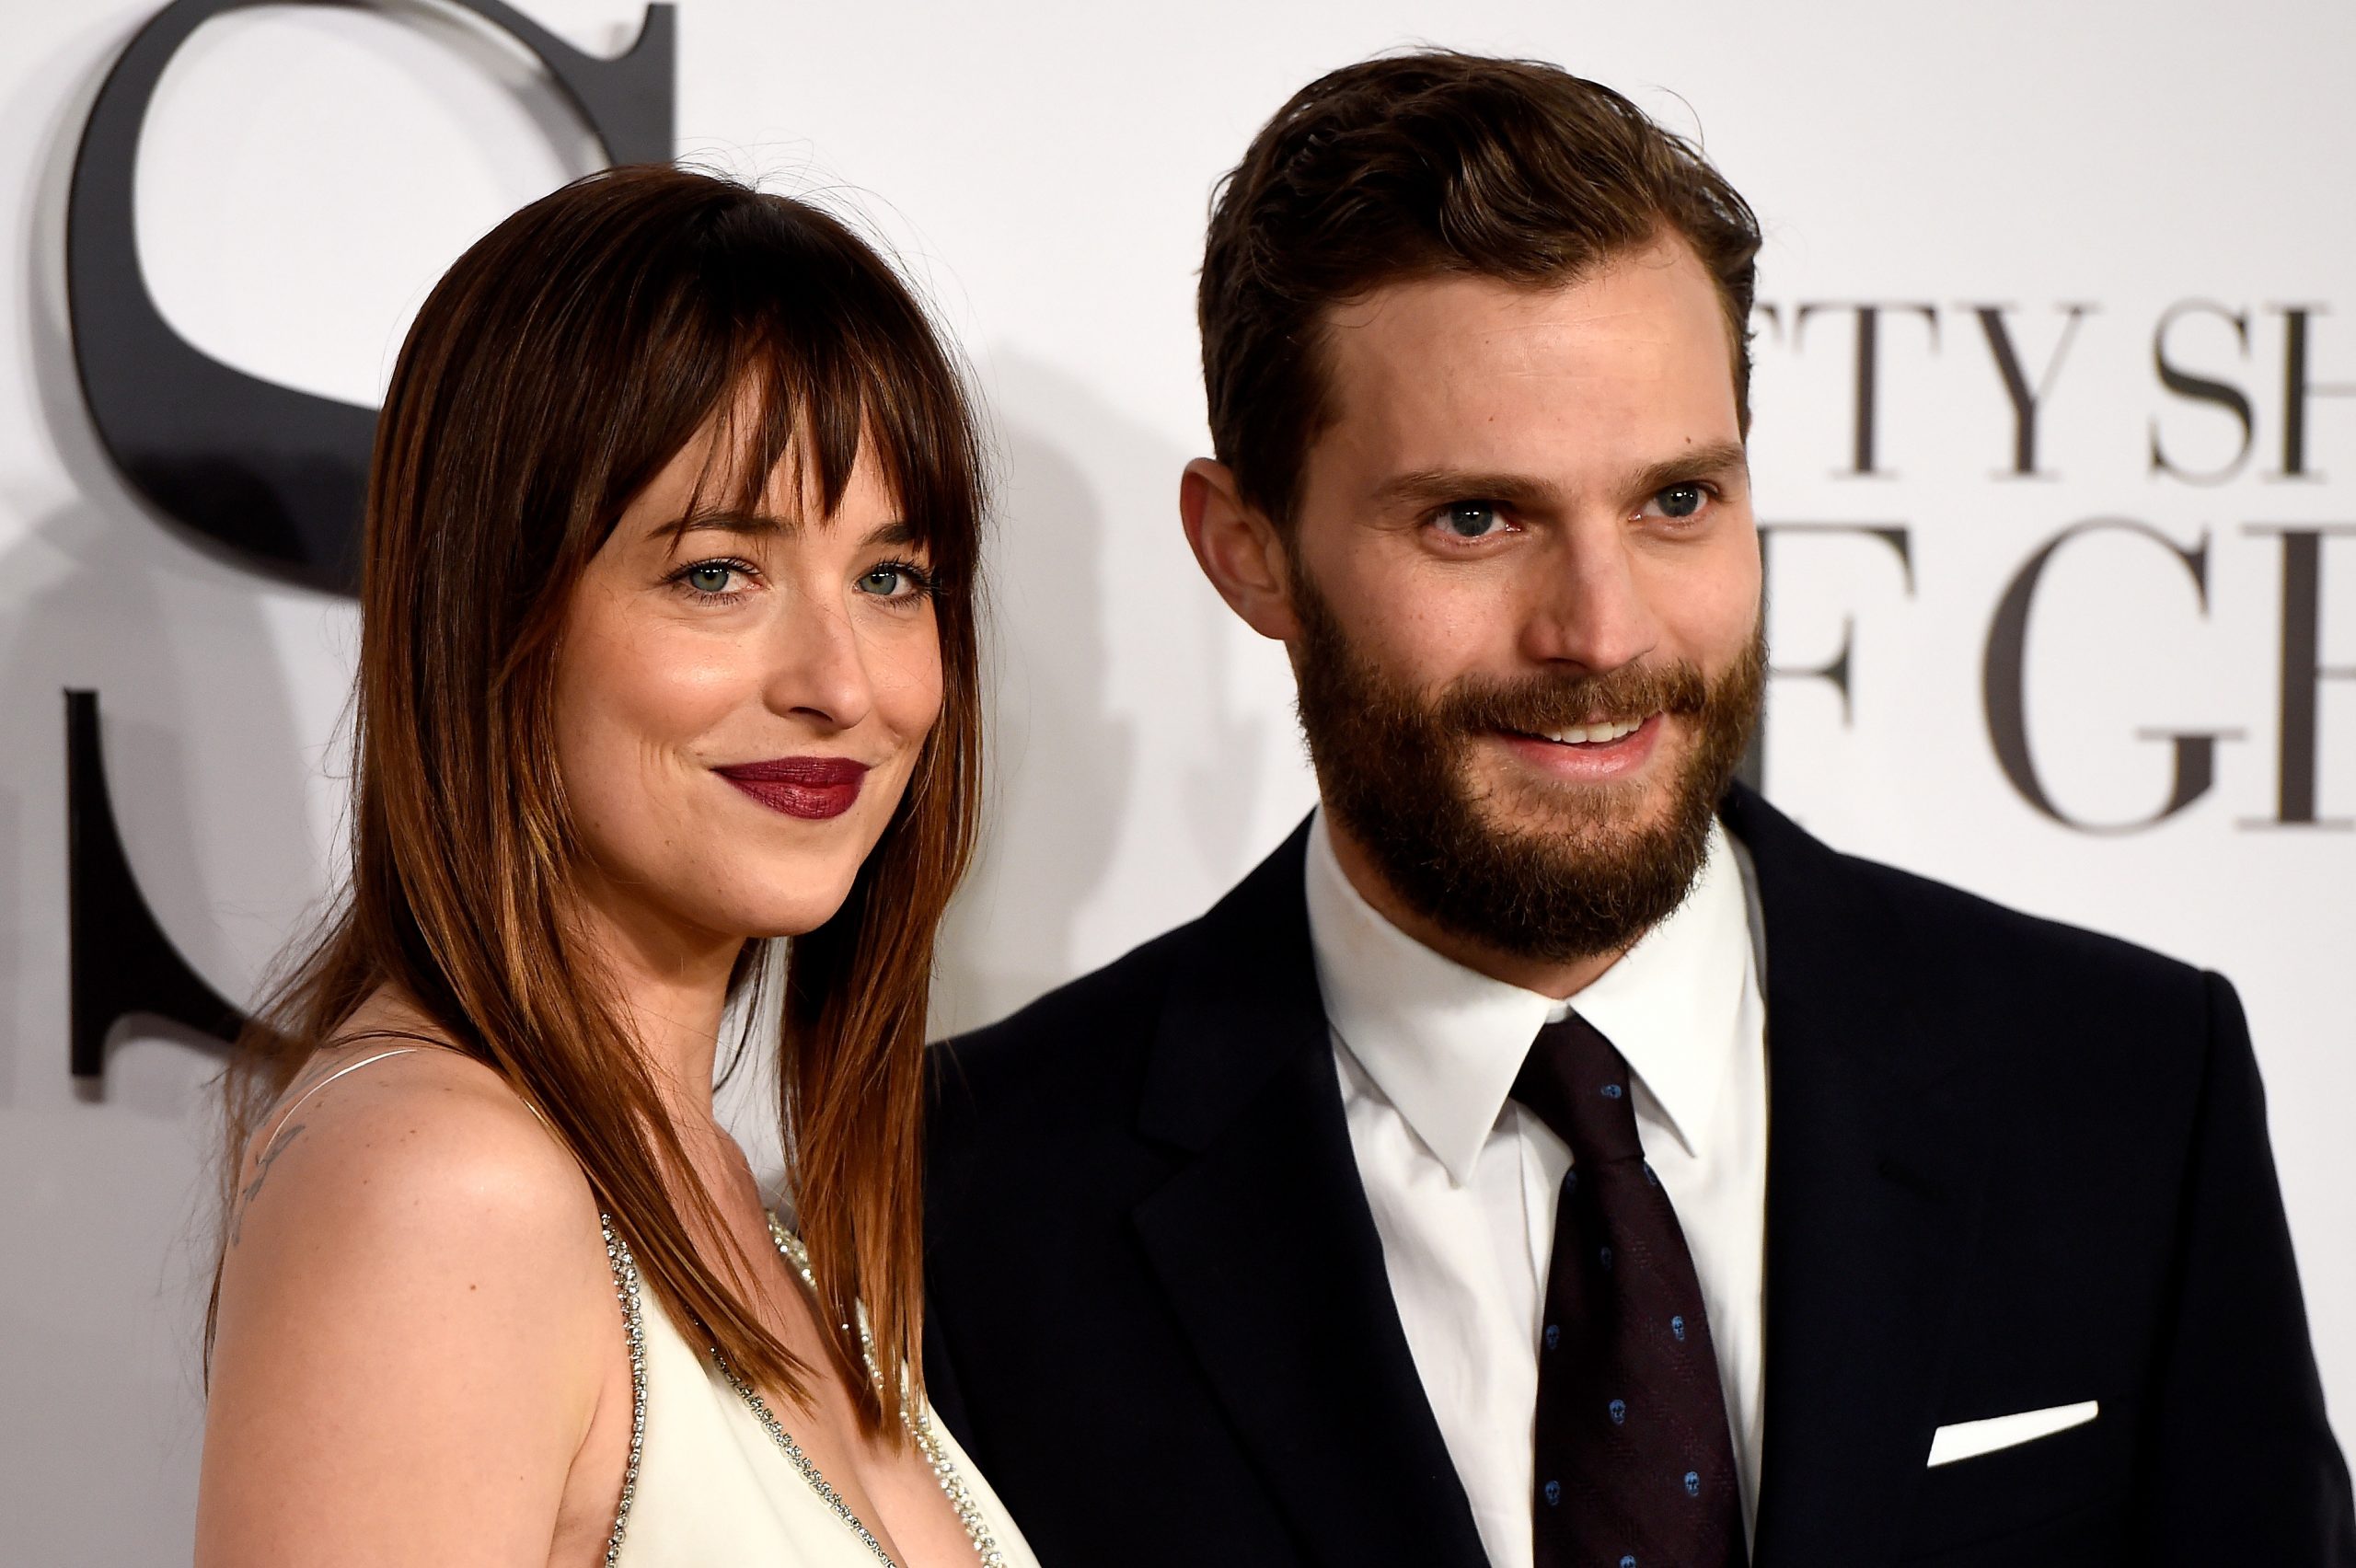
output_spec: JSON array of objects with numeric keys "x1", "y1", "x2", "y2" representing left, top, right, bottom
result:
[
  {"x1": 1441, "y1": 502, "x2": 1503, "y2": 537},
  {"x1": 1657, "y1": 484, "x2": 1704, "y2": 519}
]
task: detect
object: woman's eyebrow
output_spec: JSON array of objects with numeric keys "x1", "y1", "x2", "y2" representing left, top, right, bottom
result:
[
  {"x1": 647, "y1": 513, "x2": 921, "y2": 549},
  {"x1": 648, "y1": 510, "x2": 784, "y2": 548}
]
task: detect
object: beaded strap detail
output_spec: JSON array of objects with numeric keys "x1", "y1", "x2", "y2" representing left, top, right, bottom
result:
[
  {"x1": 599, "y1": 1211, "x2": 1005, "y2": 1568},
  {"x1": 768, "y1": 1217, "x2": 1009, "y2": 1568},
  {"x1": 597, "y1": 1216, "x2": 649, "y2": 1567},
  {"x1": 708, "y1": 1359, "x2": 900, "y2": 1564},
  {"x1": 707, "y1": 1216, "x2": 1007, "y2": 1568}
]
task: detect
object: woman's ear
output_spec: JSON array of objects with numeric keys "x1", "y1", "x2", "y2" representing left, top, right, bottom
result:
[{"x1": 1178, "y1": 457, "x2": 1300, "y2": 642}]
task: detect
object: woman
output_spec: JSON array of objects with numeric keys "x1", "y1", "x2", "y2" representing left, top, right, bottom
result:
[{"x1": 195, "y1": 166, "x2": 1035, "y2": 1568}]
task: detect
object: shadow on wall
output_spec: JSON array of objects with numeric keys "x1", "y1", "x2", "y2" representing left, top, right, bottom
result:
[
  {"x1": 930, "y1": 353, "x2": 1144, "y2": 1036},
  {"x1": 0, "y1": 24, "x2": 326, "y2": 1566},
  {"x1": 1, "y1": 1, "x2": 618, "y2": 1106},
  {"x1": 930, "y1": 352, "x2": 1286, "y2": 1037},
  {"x1": 0, "y1": 17, "x2": 604, "y2": 1562},
  {"x1": 0, "y1": 20, "x2": 320, "y2": 1111}
]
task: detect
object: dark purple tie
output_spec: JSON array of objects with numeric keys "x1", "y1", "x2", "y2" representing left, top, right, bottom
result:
[{"x1": 1514, "y1": 1013, "x2": 1747, "y2": 1568}]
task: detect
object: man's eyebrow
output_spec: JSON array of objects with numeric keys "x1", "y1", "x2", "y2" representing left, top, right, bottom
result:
[
  {"x1": 1623, "y1": 440, "x2": 1750, "y2": 500},
  {"x1": 1372, "y1": 469, "x2": 1568, "y2": 513},
  {"x1": 1369, "y1": 440, "x2": 1749, "y2": 515}
]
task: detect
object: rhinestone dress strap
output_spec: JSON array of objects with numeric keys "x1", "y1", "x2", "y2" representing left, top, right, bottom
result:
[
  {"x1": 596, "y1": 1216, "x2": 649, "y2": 1568},
  {"x1": 706, "y1": 1359, "x2": 899, "y2": 1565}
]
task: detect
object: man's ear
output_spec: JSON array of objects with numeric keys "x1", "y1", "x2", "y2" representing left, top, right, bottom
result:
[{"x1": 1179, "y1": 457, "x2": 1300, "y2": 642}]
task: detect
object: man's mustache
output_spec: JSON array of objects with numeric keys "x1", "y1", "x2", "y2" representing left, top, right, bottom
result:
[{"x1": 1436, "y1": 663, "x2": 1712, "y2": 738}]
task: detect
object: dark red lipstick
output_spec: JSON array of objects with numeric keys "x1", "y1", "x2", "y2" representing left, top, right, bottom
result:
[{"x1": 715, "y1": 756, "x2": 871, "y2": 820}]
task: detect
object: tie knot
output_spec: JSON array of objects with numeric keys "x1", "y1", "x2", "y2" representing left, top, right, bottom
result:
[{"x1": 1512, "y1": 1012, "x2": 1645, "y2": 1165}]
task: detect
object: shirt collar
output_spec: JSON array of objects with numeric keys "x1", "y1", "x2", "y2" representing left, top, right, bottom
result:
[
  {"x1": 1303, "y1": 809, "x2": 1756, "y2": 1182},
  {"x1": 1567, "y1": 818, "x2": 1756, "y2": 1161}
]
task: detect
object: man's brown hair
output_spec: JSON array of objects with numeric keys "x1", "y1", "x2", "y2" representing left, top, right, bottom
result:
[{"x1": 1200, "y1": 51, "x2": 1762, "y2": 525}]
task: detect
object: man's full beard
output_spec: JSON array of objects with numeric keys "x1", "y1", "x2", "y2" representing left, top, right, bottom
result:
[{"x1": 1291, "y1": 573, "x2": 1765, "y2": 965}]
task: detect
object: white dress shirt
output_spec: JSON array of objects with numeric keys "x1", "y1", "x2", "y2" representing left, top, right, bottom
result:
[{"x1": 1303, "y1": 810, "x2": 1769, "y2": 1568}]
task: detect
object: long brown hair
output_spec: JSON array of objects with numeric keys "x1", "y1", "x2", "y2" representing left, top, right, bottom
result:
[{"x1": 210, "y1": 165, "x2": 985, "y2": 1433}]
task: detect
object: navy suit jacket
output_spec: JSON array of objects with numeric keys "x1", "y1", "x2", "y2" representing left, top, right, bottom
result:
[{"x1": 924, "y1": 788, "x2": 2354, "y2": 1566}]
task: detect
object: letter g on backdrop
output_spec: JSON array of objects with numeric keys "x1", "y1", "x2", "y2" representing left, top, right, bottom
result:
[{"x1": 62, "y1": 0, "x2": 676, "y2": 1078}]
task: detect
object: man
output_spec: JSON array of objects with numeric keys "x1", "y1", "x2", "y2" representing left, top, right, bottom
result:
[{"x1": 924, "y1": 51, "x2": 2354, "y2": 1568}]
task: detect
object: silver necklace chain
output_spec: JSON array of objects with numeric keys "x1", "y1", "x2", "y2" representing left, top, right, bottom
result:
[
  {"x1": 709, "y1": 1355, "x2": 903, "y2": 1565},
  {"x1": 599, "y1": 1216, "x2": 1006, "y2": 1568},
  {"x1": 704, "y1": 1215, "x2": 1008, "y2": 1568}
]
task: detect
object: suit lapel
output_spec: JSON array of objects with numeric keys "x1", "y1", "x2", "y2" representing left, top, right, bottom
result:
[
  {"x1": 1125, "y1": 794, "x2": 1990, "y2": 1568},
  {"x1": 1725, "y1": 789, "x2": 1996, "y2": 1568},
  {"x1": 1130, "y1": 822, "x2": 1490, "y2": 1568}
]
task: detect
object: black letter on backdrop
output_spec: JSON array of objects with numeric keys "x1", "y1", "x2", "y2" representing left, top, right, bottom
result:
[
  {"x1": 65, "y1": 692, "x2": 242, "y2": 1077},
  {"x1": 1972, "y1": 304, "x2": 2091, "y2": 478},
  {"x1": 1794, "y1": 303, "x2": 1939, "y2": 477},
  {"x1": 2242, "y1": 525, "x2": 2356, "y2": 827},
  {"x1": 1738, "y1": 523, "x2": 1915, "y2": 792},
  {"x1": 65, "y1": 0, "x2": 675, "y2": 1079},
  {"x1": 1983, "y1": 520, "x2": 2232, "y2": 833},
  {"x1": 2270, "y1": 307, "x2": 2356, "y2": 480},
  {"x1": 2150, "y1": 302, "x2": 2254, "y2": 484},
  {"x1": 69, "y1": 0, "x2": 675, "y2": 591}
]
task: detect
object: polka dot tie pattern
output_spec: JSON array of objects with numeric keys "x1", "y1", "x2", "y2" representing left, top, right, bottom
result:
[{"x1": 1513, "y1": 1012, "x2": 1748, "y2": 1568}]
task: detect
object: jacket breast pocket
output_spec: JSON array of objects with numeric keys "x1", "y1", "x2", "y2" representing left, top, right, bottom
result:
[
  {"x1": 1895, "y1": 1493, "x2": 2127, "y2": 1567},
  {"x1": 1896, "y1": 1412, "x2": 2126, "y2": 1563}
]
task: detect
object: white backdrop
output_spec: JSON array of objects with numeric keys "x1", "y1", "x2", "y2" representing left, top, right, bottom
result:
[{"x1": 2, "y1": 1, "x2": 2350, "y2": 1558}]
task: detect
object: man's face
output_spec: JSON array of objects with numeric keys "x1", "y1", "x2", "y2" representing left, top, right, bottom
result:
[{"x1": 1284, "y1": 234, "x2": 1764, "y2": 964}]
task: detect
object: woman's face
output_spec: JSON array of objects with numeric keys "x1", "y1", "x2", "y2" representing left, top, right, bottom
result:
[{"x1": 552, "y1": 417, "x2": 945, "y2": 955}]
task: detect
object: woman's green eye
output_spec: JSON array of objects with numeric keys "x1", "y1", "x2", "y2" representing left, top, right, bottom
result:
[
  {"x1": 862, "y1": 563, "x2": 934, "y2": 598},
  {"x1": 687, "y1": 563, "x2": 734, "y2": 594}
]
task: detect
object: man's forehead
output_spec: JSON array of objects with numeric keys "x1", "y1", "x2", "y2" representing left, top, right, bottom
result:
[
  {"x1": 1310, "y1": 260, "x2": 1737, "y2": 467},
  {"x1": 1320, "y1": 244, "x2": 1725, "y2": 377},
  {"x1": 1326, "y1": 271, "x2": 1637, "y2": 342}
]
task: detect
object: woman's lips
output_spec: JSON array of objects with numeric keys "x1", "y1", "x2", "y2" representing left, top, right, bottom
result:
[{"x1": 714, "y1": 756, "x2": 871, "y2": 821}]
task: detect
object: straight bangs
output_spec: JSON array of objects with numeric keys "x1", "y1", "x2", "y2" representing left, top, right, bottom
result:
[
  {"x1": 617, "y1": 195, "x2": 984, "y2": 599},
  {"x1": 211, "y1": 166, "x2": 987, "y2": 1437}
]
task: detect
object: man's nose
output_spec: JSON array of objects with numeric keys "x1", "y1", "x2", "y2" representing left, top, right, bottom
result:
[{"x1": 1517, "y1": 525, "x2": 1661, "y2": 674}]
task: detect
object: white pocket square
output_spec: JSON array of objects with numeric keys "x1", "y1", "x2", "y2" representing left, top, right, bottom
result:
[{"x1": 1926, "y1": 1401, "x2": 2098, "y2": 1467}]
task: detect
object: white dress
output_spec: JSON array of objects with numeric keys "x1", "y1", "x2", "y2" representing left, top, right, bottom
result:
[
  {"x1": 260, "y1": 1046, "x2": 1040, "y2": 1568},
  {"x1": 600, "y1": 1215, "x2": 1042, "y2": 1568}
]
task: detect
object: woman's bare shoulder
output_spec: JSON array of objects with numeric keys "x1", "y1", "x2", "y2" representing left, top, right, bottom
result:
[
  {"x1": 229, "y1": 1001, "x2": 597, "y2": 1258},
  {"x1": 200, "y1": 998, "x2": 624, "y2": 1564}
]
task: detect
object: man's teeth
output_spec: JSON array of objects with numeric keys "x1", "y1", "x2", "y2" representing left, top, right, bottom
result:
[{"x1": 1541, "y1": 716, "x2": 1646, "y2": 745}]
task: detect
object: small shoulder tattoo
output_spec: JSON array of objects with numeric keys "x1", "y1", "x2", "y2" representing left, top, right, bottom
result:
[{"x1": 229, "y1": 1117, "x2": 306, "y2": 1248}]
